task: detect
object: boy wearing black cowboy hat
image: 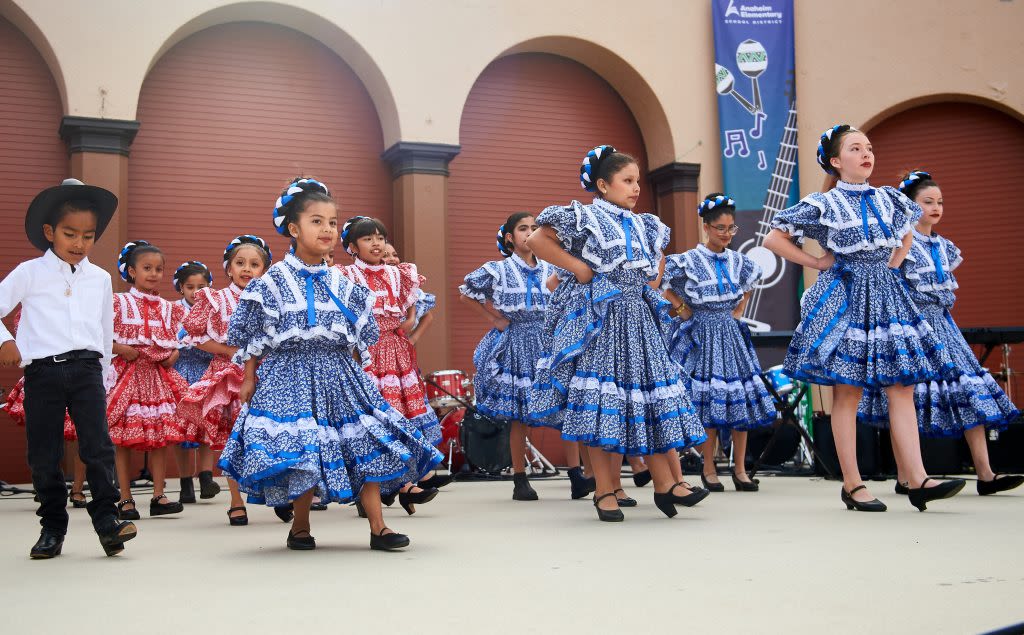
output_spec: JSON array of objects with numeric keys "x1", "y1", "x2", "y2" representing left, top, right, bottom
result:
[{"x1": 0, "y1": 178, "x2": 137, "y2": 558}]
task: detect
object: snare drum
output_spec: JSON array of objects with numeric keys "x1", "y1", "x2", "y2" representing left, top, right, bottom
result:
[
  {"x1": 765, "y1": 365, "x2": 795, "y2": 396},
  {"x1": 426, "y1": 370, "x2": 470, "y2": 409}
]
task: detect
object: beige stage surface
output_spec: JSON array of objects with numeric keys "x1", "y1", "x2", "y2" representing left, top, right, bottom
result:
[{"x1": 0, "y1": 475, "x2": 1021, "y2": 634}]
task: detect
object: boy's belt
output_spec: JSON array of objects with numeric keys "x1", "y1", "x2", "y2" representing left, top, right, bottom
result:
[{"x1": 32, "y1": 350, "x2": 103, "y2": 365}]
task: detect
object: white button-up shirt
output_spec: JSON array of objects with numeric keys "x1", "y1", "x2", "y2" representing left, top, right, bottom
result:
[{"x1": 0, "y1": 249, "x2": 114, "y2": 383}]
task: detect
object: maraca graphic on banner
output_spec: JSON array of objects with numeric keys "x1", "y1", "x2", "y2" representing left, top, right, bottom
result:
[
  {"x1": 715, "y1": 64, "x2": 756, "y2": 115},
  {"x1": 736, "y1": 39, "x2": 768, "y2": 113}
]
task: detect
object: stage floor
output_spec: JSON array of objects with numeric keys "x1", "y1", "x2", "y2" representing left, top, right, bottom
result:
[{"x1": 1, "y1": 475, "x2": 1021, "y2": 634}]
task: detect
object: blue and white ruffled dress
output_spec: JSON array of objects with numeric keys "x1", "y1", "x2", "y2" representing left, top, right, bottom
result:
[
  {"x1": 859, "y1": 229, "x2": 1019, "y2": 435},
  {"x1": 460, "y1": 253, "x2": 554, "y2": 422},
  {"x1": 528, "y1": 198, "x2": 706, "y2": 455},
  {"x1": 662, "y1": 245, "x2": 775, "y2": 430},
  {"x1": 772, "y1": 181, "x2": 956, "y2": 388},
  {"x1": 217, "y1": 253, "x2": 442, "y2": 506},
  {"x1": 175, "y1": 298, "x2": 214, "y2": 448}
]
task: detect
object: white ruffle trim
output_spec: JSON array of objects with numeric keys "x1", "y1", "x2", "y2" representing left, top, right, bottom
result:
[
  {"x1": 125, "y1": 402, "x2": 177, "y2": 418},
  {"x1": 567, "y1": 375, "x2": 686, "y2": 404},
  {"x1": 843, "y1": 320, "x2": 933, "y2": 343}
]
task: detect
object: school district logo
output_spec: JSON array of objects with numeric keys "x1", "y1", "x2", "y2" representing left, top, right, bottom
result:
[
  {"x1": 722, "y1": 2, "x2": 784, "y2": 24},
  {"x1": 725, "y1": 0, "x2": 740, "y2": 17}
]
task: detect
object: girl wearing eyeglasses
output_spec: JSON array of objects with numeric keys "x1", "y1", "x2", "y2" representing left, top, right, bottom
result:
[{"x1": 662, "y1": 194, "x2": 775, "y2": 493}]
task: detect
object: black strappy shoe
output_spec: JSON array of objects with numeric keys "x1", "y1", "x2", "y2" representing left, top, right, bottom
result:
[
  {"x1": 398, "y1": 487, "x2": 439, "y2": 515},
  {"x1": 977, "y1": 474, "x2": 1024, "y2": 496},
  {"x1": 150, "y1": 494, "x2": 184, "y2": 517},
  {"x1": 274, "y1": 504, "x2": 294, "y2": 523},
  {"x1": 840, "y1": 485, "x2": 887, "y2": 512},
  {"x1": 632, "y1": 469, "x2": 652, "y2": 488},
  {"x1": 907, "y1": 477, "x2": 965, "y2": 511},
  {"x1": 286, "y1": 529, "x2": 316, "y2": 550},
  {"x1": 592, "y1": 492, "x2": 624, "y2": 522},
  {"x1": 614, "y1": 488, "x2": 637, "y2": 507},
  {"x1": 732, "y1": 471, "x2": 760, "y2": 492},
  {"x1": 117, "y1": 499, "x2": 140, "y2": 521},
  {"x1": 370, "y1": 527, "x2": 410, "y2": 551},
  {"x1": 69, "y1": 490, "x2": 88, "y2": 509},
  {"x1": 668, "y1": 482, "x2": 710, "y2": 507},
  {"x1": 227, "y1": 506, "x2": 248, "y2": 526},
  {"x1": 701, "y1": 472, "x2": 725, "y2": 493}
]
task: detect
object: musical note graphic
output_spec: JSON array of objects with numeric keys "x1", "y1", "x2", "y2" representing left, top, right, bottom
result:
[
  {"x1": 757, "y1": 150, "x2": 767, "y2": 170},
  {"x1": 749, "y1": 111, "x2": 767, "y2": 139},
  {"x1": 722, "y1": 129, "x2": 750, "y2": 158}
]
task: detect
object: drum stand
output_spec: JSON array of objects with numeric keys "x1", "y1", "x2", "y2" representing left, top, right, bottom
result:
[
  {"x1": 522, "y1": 438, "x2": 559, "y2": 477},
  {"x1": 749, "y1": 379, "x2": 837, "y2": 479}
]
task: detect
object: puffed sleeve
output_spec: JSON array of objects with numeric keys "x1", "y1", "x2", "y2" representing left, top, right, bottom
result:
[
  {"x1": 771, "y1": 197, "x2": 827, "y2": 245},
  {"x1": 638, "y1": 213, "x2": 671, "y2": 260},
  {"x1": 737, "y1": 253, "x2": 763, "y2": 292},
  {"x1": 395, "y1": 262, "x2": 424, "y2": 312},
  {"x1": 227, "y1": 277, "x2": 279, "y2": 363},
  {"x1": 181, "y1": 288, "x2": 217, "y2": 344},
  {"x1": 882, "y1": 186, "x2": 922, "y2": 239},
  {"x1": 416, "y1": 291, "x2": 437, "y2": 319},
  {"x1": 169, "y1": 300, "x2": 187, "y2": 336},
  {"x1": 344, "y1": 280, "x2": 380, "y2": 349},
  {"x1": 536, "y1": 202, "x2": 585, "y2": 250},
  {"x1": 459, "y1": 263, "x2": 498, "y2": 303},
  {"x1": 659, "y1": 253, "x2": 688, "y2": 293},
  {"x1": 943, "y1": 235, "x2": 963, "y2": 272}
]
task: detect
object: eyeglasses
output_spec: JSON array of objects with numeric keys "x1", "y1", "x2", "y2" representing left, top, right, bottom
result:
[{"x1": 707, "y1": 224, "x2": 740, "y2": 236}]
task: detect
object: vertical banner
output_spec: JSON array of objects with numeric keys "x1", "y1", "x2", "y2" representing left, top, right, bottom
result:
[{"x1": 711, "y1": 0, "x2": 799, "y2": 334}]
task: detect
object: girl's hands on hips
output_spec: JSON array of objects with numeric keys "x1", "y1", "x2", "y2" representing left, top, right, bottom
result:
[
  {"x1": 815, "y1": 252, "x2": 835, "y2": 271},
  {"x1": 239, "y1": 376, "x2": 256, "y2": 404},
  {"x1": 0, "y1": 341, "x2": 21, "y2": 367}
]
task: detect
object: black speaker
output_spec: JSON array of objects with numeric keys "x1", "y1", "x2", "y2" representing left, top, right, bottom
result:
[
  {"x1": 919, "y1": 436, "x2": 968, "y2": 474},
  {"x1": 811, "y1": 414, "x2": 893, "y2": 479},
  {"x1": 989, "y1": 423, "x2": 1024, "y2": 473},
  {"x1": 746, "y1": 420, "x2": 800, "y2": 466}
]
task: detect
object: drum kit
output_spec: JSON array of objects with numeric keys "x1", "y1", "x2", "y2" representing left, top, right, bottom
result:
[{"x1": 424, "y1": 369, "x2": 557, "y2": 478}]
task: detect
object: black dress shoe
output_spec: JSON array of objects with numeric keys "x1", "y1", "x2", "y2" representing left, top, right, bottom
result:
[
  {"x1": 96, "y1": 519, "x2": 138, "y2": 556},
  {"x1": 667, "y1": 482, "x2": 710, "y2": 507},
  {"x1": 286, "y1": 529, "x2": 316, "y2": 550},
  {"x1": 512, "y1": 473, "x2": 539, "y2": 501},
  {"x1": 30, "y1": 531, "x2": 64, "y2": 559},
  {"x1": 197, "y1": 470, "x2": 221, "y2": 499},
  {"x1": 227, "y1": 506, "x2": 249, "y2": 526},
  {"x1": 274, "y1": 504, "x2": 295, "y2": 523},
  {"x1": 310, "y1": 501, "x2": 328, "y2": 511},
  {"x1": 179, "y1": 478, "x2": 196, "y2": 504},
  {"x1": 908, "y1": 478, "x2": 965, "y2": 511},
  {"x1": 894, "y1": 481, "x2": 909, "y2": 495},
  {"x1": 118, "y1": 499, "x2": 140, "y2": 520},
  {"x1": 701, "y1": 473, "x2": 725, "y2": 493},
  {"x1": 69, "y1": 491, "x2": 88, "y2": 509},
  {"x1": 419, "y1": 473, "x2": 453, "y2": 490},
  {"x1": 370, "y1": 528, "x2": 410, "y2": 551},
  {"x1": 732, "y1": 471, "x2": 760, "y2": 492},
  {"x1": 978, "y1": 474, "x2": 1024, "y2": 496},
  {"x1": 632, "y1": 469, "x2": 652, "y2": 488},
  {"x1": 841, "y1": 485, "x2": 887, "y2": 512},
  {"x1": 614, "y1": 488, "x2": 637, "y2": 507},
  {"x1": 592, "y1": 492, "x2": 624, "y2": 522},
  {"x1": 399, "y1": 487, "x2": 438, "y2": 515},
  {"x1": 150, "y1": 495, "x2": 184, "y2": 517},
  {"x1": 568, "y1": 467, "x2": 596, "y2": 500}
]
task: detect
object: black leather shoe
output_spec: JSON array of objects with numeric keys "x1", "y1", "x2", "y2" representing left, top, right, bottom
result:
[
  {"x1": 978, "y1": 474, "x2": 1024, "y2": 496},
  {"x1": 69, "y1": 490, "x2": 88, "y2": 509},
  {"x1": 179, "y1": 478, "x2": 196, "y2": 504},
  {"x1": 30, "y1": 531, "x2": 64, "y2": 559},
  {"x1": 370, "y1": 528, "x2": 410, "y2": 551},
  {"x1": 614, "y1": 488, "x2": 637, "y2": 507},
  {"x1": 841, "y1": 485, "x2": 887, "y2": 512},
  {"x1": 908, "y1": 478, "x2": 965, "y2": 511},
  {"x1": 274, "y1": 504, "x2": 295, "y2": 523},
  {"x1": 227, "y1": 506, "x2": 248, "y2": 526},
  {"x1": 593, "y1": 492, "x2": 624, "y2": 522},
  {"x1": 568, "y1": 467, "x2": 596, "y2": 500},
  {"x1": 197, "y1": 470, "x2": 221, "y2": 499},
  {"x1": 419, "y1": 473, "x2": 453, "y2": 490},
  {"x1": 150, "y1": 495, "x2": 184, "y2": 517},
  {"x1": 652, "y1": 492, "x2": 679, "y2": 518},
  {"x1": 632, "y1": 469, "x2": 652, "y2": 488},
  {"x1": 310, "y1": 501, "x2": 328, "y2": 511},
  {"x1": 399, "y1": 487, "x2": 438, "y2": 515},
  {"x1": 286, "y1": 529, "x2": 316, "y2": 550},
  {"x1": 668, "y1": 482, "x2": 709, "y2": 507},
  {"x1": 117, "y1": 499, "x2": 140, "y2": 520},
  {"x1": 512, "y1": 473, "x2": 539, "y2": 501},
  {"x1": 894, "y1": 481, "x2": 909, "y2": 495},
  {"x1": 701, "y1": 473, "x2": 725, "y2": 493},
  {"x1": 96, "y1": 519, "x2": 138, "y2": 556},
  {"x1": 732, "y1": 471, "x2": 760, "y2": 492}
]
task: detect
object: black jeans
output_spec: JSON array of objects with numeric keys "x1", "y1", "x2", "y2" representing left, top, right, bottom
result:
[{"x1": 23, "y1": 357, "x2": 119, "y2": 535}]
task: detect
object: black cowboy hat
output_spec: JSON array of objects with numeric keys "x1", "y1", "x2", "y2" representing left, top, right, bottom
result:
[{"x1": 24, "y1": 178, "x2": 118, "y2": 251}]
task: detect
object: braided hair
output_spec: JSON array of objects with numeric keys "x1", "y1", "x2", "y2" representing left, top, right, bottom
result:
[
  {"x1": 223, "y1": 234, "x2": 272, "y2": 274},
  {"x1": 117, "y1": 240, "x2": 162, "y2": 283},
  {"x1": 815, "y1": 124, "x2": 858, "y2": 175},
  {"x1": 579, "y1": 145, "x2": 638, "y2": 196},
  {"x1": 173, "y1": 260, "x2": 212, "y2": 292},
  {"x1": 697, "y1": 193, "x2": 736, "y2": 225},
  {"x1": 272, "y1": 177, "x2": 332, "y2": 240},
  {"x1": 496, "y1": 212, "x2": 533, "y2": 257},
  {"x1": 897, "y1": 170, "x2": 937, "y2": 201},
  {"x1": 341, "y1": 216, "x2": 388, "y2": 254}
]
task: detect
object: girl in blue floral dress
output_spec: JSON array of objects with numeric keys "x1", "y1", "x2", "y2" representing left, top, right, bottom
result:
[
  {"x1": 218, "y1": 177, "x2": 442, "y2": 551},
  {"x1": 858, "y1": 170, "x2": 1022, "y2": 496},
  {"x1": 528, "y1": 145, "x2": 708, "y2": 521},
  {"x1": 662, "y1": 194, "x2": 775, "y2": 493},
  {"x1": 171, "y1": 261, "x2": 218, "y2": 504},
  {"x1": 764, "y1": 125, "x2": 966, "y2": 512},
  {"x1": 460, "y1": 212, "x2": 555, "y2": 501}
]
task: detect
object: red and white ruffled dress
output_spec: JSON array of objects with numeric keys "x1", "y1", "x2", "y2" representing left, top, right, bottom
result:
[
  {"x1": 337, "y1": 260, "x2": 441, "y2": 444},
  {"x1": 3, "y1": 309, "x2": 76, "y2": 440},
  {"x1": 176, "y1": 284, "x2": 245, "y2": 451},
  {"x1": 106, "y1": 288, "x2": 189, "y2": 450}
]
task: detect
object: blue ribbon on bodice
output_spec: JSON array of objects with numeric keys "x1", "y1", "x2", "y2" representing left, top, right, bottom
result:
[
  {"x1": 297, "y1": 269, "x2": 359, "y2": 327},
  {"x1": 620, "y1": 214, "x2": 650, "y2": 261},
  {"x1": 856, "y1": 188, "x2": 892, "y2": 241},
  {"x1": 928, "y1": 241, "x2": 947, "y2": 283},
  {"x1": 712, "y1": 255, "x2": 738, "y2": 295},
  {"x1": 523, "y1": 269, "x2": 541, "y2": 309}
]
